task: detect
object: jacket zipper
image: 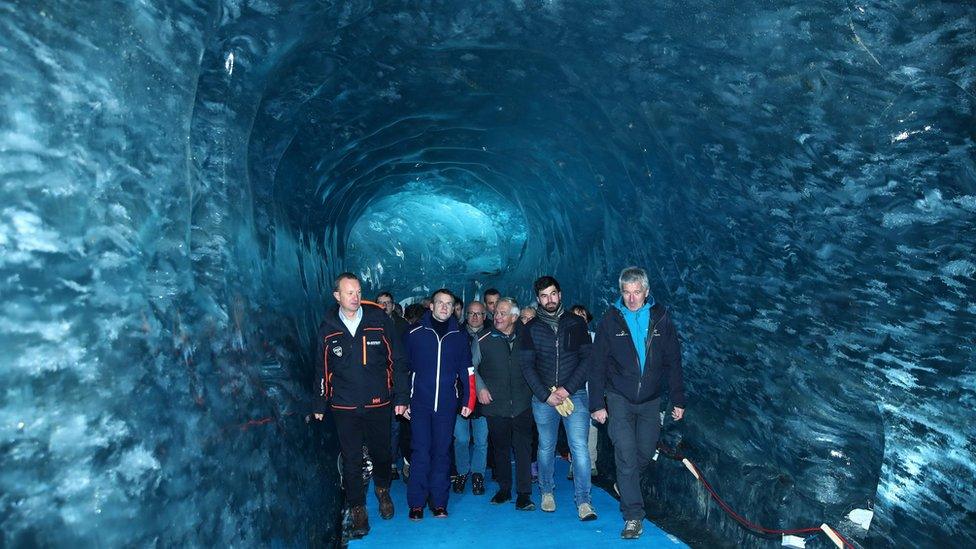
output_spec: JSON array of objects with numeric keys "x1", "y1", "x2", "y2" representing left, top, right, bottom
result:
[
  {"x1": 638, "y1": 312, "x2": 667, "y2": 397},
  {"x1": 425, "y1": 327, "x2": 459, "y2": 412}
]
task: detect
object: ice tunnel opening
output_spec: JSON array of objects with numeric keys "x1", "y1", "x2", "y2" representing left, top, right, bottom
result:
[
  {"x1": 343, "y1": 185, "x2": 530, "y2": 295},
  {"x1": 2, "y1": 1, "x2": 975, "y2": 548}
]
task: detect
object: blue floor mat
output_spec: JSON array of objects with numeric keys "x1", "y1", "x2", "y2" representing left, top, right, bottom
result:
[{"x1": 349, "y1": 458, "x2": 687, "y2": 548}]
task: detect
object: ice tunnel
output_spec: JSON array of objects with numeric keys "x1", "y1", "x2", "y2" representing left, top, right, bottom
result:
[{"x1": 2, "y1": 0, "x2": 974, "y2": 547}]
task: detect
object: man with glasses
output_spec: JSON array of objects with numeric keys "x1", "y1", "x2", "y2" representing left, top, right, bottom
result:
[
  {"x1": 404, "y1": 289, "x2": 475, "y2": 520},
  {"x1": 453, "y1": 301, "x2": 491, "y2": 495}
]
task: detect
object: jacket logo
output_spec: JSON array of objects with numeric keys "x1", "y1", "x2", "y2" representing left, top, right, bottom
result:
[
  {"x1": 366, "y1": 340, "x2": 382, "y2": 346},
  {"x1": 372, "y1": 397, "x2": 381, "y2": 404},
  {"x1": 615, "y1": 330, "x2": 628, "y2": 337},
  {"x1": 652, "y1": 330, "x2": 661, "y2": 337},
  {"x1": 332, "y1": 346, "x2": 343, "y2": 357}
]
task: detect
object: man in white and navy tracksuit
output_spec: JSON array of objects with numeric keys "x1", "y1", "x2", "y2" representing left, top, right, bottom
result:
[{"x1": 403, "y1": 289, "x2": 476, "y2": 520}]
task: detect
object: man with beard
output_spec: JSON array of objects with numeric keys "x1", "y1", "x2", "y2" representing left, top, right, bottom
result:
[{"x1": 519, "y1": 276, "x2": 596, "y2": 521}]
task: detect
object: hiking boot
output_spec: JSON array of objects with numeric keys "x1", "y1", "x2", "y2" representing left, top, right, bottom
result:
[
  {"x1": 541, "y1": 493, "x2": 556, "y2": 512},
  {"x1": 515, "y1": 493, "x2": 535, "y2": 511},
  {"x1": 578, "y1": 502, "x2": 597, "y2": 521},
  {"x1": 408, "y1": 507, "x2": 424, "y2": 521},
  {"x1": 490, "y1": 490, "x2": 511, "y2": 505},
  {"x1": 348, "y1": 505, "x2": 370, "y2": 539},
  {"x1": 452, "y1": 473, "x2": 468, "y2": 494},
  {"x1": 432, "y1": 506, "x2": 448, "y2": 518},
  {"x1": 375, "y1": 487, "x2": 394, "y2": 520},
  {"x1": 621, "y1": 519, "x2": 643, "y2": 539},
  {"x1": 471, "y1": 473, "x2": 485, "y2": 495}
]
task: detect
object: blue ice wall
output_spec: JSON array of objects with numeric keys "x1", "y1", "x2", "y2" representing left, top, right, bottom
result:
[{"x1": 2, "y1": 1, "x2": 974, "y2": 547}]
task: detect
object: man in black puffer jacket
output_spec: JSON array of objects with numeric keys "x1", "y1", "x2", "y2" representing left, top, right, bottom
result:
[
  {"x1": 520, "y1": 275, "x2": 596, "y2": 521},
  {"x1": 478, "y1": 297, "x2": 536, "y2": 511}
]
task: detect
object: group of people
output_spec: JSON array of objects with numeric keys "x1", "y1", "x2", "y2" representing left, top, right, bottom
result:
[{"x1": 312, "y1": 267, "x2": 686, "y2": 541}]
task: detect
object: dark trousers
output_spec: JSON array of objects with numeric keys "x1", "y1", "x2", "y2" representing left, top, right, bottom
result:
[
  {"x1": 606, "y1": 393, "x2": 662, "y2": 521},
  {"x1": 486, "y1": 408, "x2": 534, "y2": 496},
  {"x1": 407, "y1": 409, "x2": 455, "y2": 508},
  {"x1": 333, "y1": 405, "x2": 393, "y2": 507}
]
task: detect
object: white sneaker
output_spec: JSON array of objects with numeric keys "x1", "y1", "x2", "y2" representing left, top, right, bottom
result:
[
  {"x1": 541, "y1": 493, "x2": 556, "y2": 512},
  {"x1": 578, "y1": 502, "x2": 597, "y2": 521}
]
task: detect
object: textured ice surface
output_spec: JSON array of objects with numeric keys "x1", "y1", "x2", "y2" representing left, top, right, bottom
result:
[{"x1": 2, "y1": 0, "x2": 974, "y2": 547}]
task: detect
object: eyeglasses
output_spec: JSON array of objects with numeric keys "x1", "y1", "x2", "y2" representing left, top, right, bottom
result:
[{"x1": 466, "y1": 312, "x2": 486, "y2": 317}]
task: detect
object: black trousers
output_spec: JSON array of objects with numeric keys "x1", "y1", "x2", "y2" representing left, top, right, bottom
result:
[
  {"x1": 486, "y1": 408, "x2": 534, "y2": 496},
  {"x1": 333, "y1": 405, "x2": 393, "y2": 507},
  {"x1": 606, "y1": 393, "x2": 662, "y2": 520}
]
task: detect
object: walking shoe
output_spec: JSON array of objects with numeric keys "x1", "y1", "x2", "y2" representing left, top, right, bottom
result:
[
  {"x1": 541, "y1": 493, "x2": 556, "y2": 512},
  {"x1": 375, "y1": 487, "x2": 394, "y2": 520},
  {"x1": 452, "y1": 473, "x2": 468, "y2": 494},
  {"x1": 390, "y1": 465, "x2": 400, "y2": 480},
  {"x1": 490, "y1": 490, "x2": 511, "y2": 505},
  {"x1": 408, "y1": 507, "x2": 424, "y2": 521},
  {"x1": 471, "y1": 473, "x2": 486, "y2": 495},
  {"x1": 348, "y1": 505, "x2": 370, "y2": 539},
  {"x1": 621, "y1": 519, "x2": 643, "y2": 539},
  {"x1": 578, "y1": 502, "x2": 597, "y2": 521},
  {"x1": 567, "y1": 467, "x2": 574, "y2": 480},
  {"x1": 515, "y1": 494, "x2": 536, "y2": 511},
  {"x1": 432, "y1": 506, "x2": 448, "y2": 518}
]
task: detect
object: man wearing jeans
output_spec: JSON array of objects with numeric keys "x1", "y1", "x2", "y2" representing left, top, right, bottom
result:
[
  {"x1": 519, "y1": 275, "x2": 596, "y2": 521},
  {"x1": 589, "y1": 267, "x2": 686, "y2": 539},
  {"x1": 453, "y1": 300, "x2": 490, "y2": 495}
]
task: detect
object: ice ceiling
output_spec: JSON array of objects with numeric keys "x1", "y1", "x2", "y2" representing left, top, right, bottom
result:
[{"x1": 1, "y1": 0, "x2": 974, "y2": 547}]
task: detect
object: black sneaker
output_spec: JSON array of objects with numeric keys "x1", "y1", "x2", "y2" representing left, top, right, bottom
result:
[
  {"x1": 408, "y1": 507, "x2": 423, "y2": 521},
  {"x1": 452, "y1": 473, "x2": 468, "y2": 494},
  {"x1": 515, "y1": 494, "x2": 536, "y2": 511},
  {"x1": 490, "y1": 490, "x2": 511, "y2": 505},
  {"x1": 621, "y1": 519, "x2": 643, "y2": 539},
  {"x1": 432, "y1": 506, "x2": 448, "y2": 518},
  {"x1": 471, "y1": 473, "x2": 485, "y2": 495}
]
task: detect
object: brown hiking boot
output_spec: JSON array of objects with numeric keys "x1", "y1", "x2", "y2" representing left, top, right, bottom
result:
[
  {"x1": 348, "y1": 505, "x2": 370, "y2": 539},
  {"x1": 375, "y1": 487, "x2": 395, "y2": 519}
]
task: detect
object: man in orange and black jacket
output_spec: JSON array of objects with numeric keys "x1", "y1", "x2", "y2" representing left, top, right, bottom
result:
[{"x1": 313, "y1": 273, "x2": 409, "y2": 539}]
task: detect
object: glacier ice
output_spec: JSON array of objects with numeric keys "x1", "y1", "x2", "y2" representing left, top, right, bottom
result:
[{"x1": 2, "y1": 0, "x2": 974, "y2": 547}]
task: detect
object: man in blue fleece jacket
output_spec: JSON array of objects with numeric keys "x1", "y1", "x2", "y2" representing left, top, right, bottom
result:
[{"x1": 588, "y1": 267, "x2": 686, "y2": 540}]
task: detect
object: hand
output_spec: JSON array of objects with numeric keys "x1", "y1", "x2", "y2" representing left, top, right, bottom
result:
[
  {"x1": 554, "y1": 387, "x2": 570, "y2": 400},
  {"x1": 403, "y1": 406, "x2": 411, "y2": 420},
  {"x1": 478, "y1": 388, "x2": 493, "y2": 405},
  {"x1": 461, "y1": 406, "x2": 472, "y2": 418},
  {"x1": 395, "y1": 405, "x2": 407, "y2": 416},
  {"x1": 591, "y1": 409, "x2": 608, "y2": 424},
  {"x1": 672, "y1": 407, "x2": 685, "y2": 421},
  {"x1": 546, "y1": 393, "x2": 565, "y2": 407},
  {"x1": 313, "y1": 413, "x2": 324, "y2": 421}
]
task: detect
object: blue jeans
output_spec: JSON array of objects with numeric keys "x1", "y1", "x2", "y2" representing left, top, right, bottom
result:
[
  {"x1": 453, "y1": 415, "x2": 488, "y2": 475},
  {"x1": 532, "y1": 389, "x2": 592, "y2": 505}
]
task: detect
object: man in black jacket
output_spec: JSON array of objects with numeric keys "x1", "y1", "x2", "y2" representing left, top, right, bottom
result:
[
  {"x1": 589, "y1": 266, "x2": 686, "y2": 540},
  {"x1": 312, "y1": 273, "x2": 409, "y2": 539},
  {"x1": 478, "y1": 298, "x2": 536, "y2": 511},
  {"x1": 520, "y1": 275, "x2": 596, "y2": 521}
]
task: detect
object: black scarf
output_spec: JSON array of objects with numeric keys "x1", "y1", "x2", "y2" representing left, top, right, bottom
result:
[{"x1": 535, "y1": 303, "x2": 564, "y2": 333}]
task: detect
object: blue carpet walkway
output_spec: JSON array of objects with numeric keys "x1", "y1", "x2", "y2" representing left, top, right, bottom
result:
[{"x1": 350, "y1": 458, "x2": 687, "y2": 548}]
